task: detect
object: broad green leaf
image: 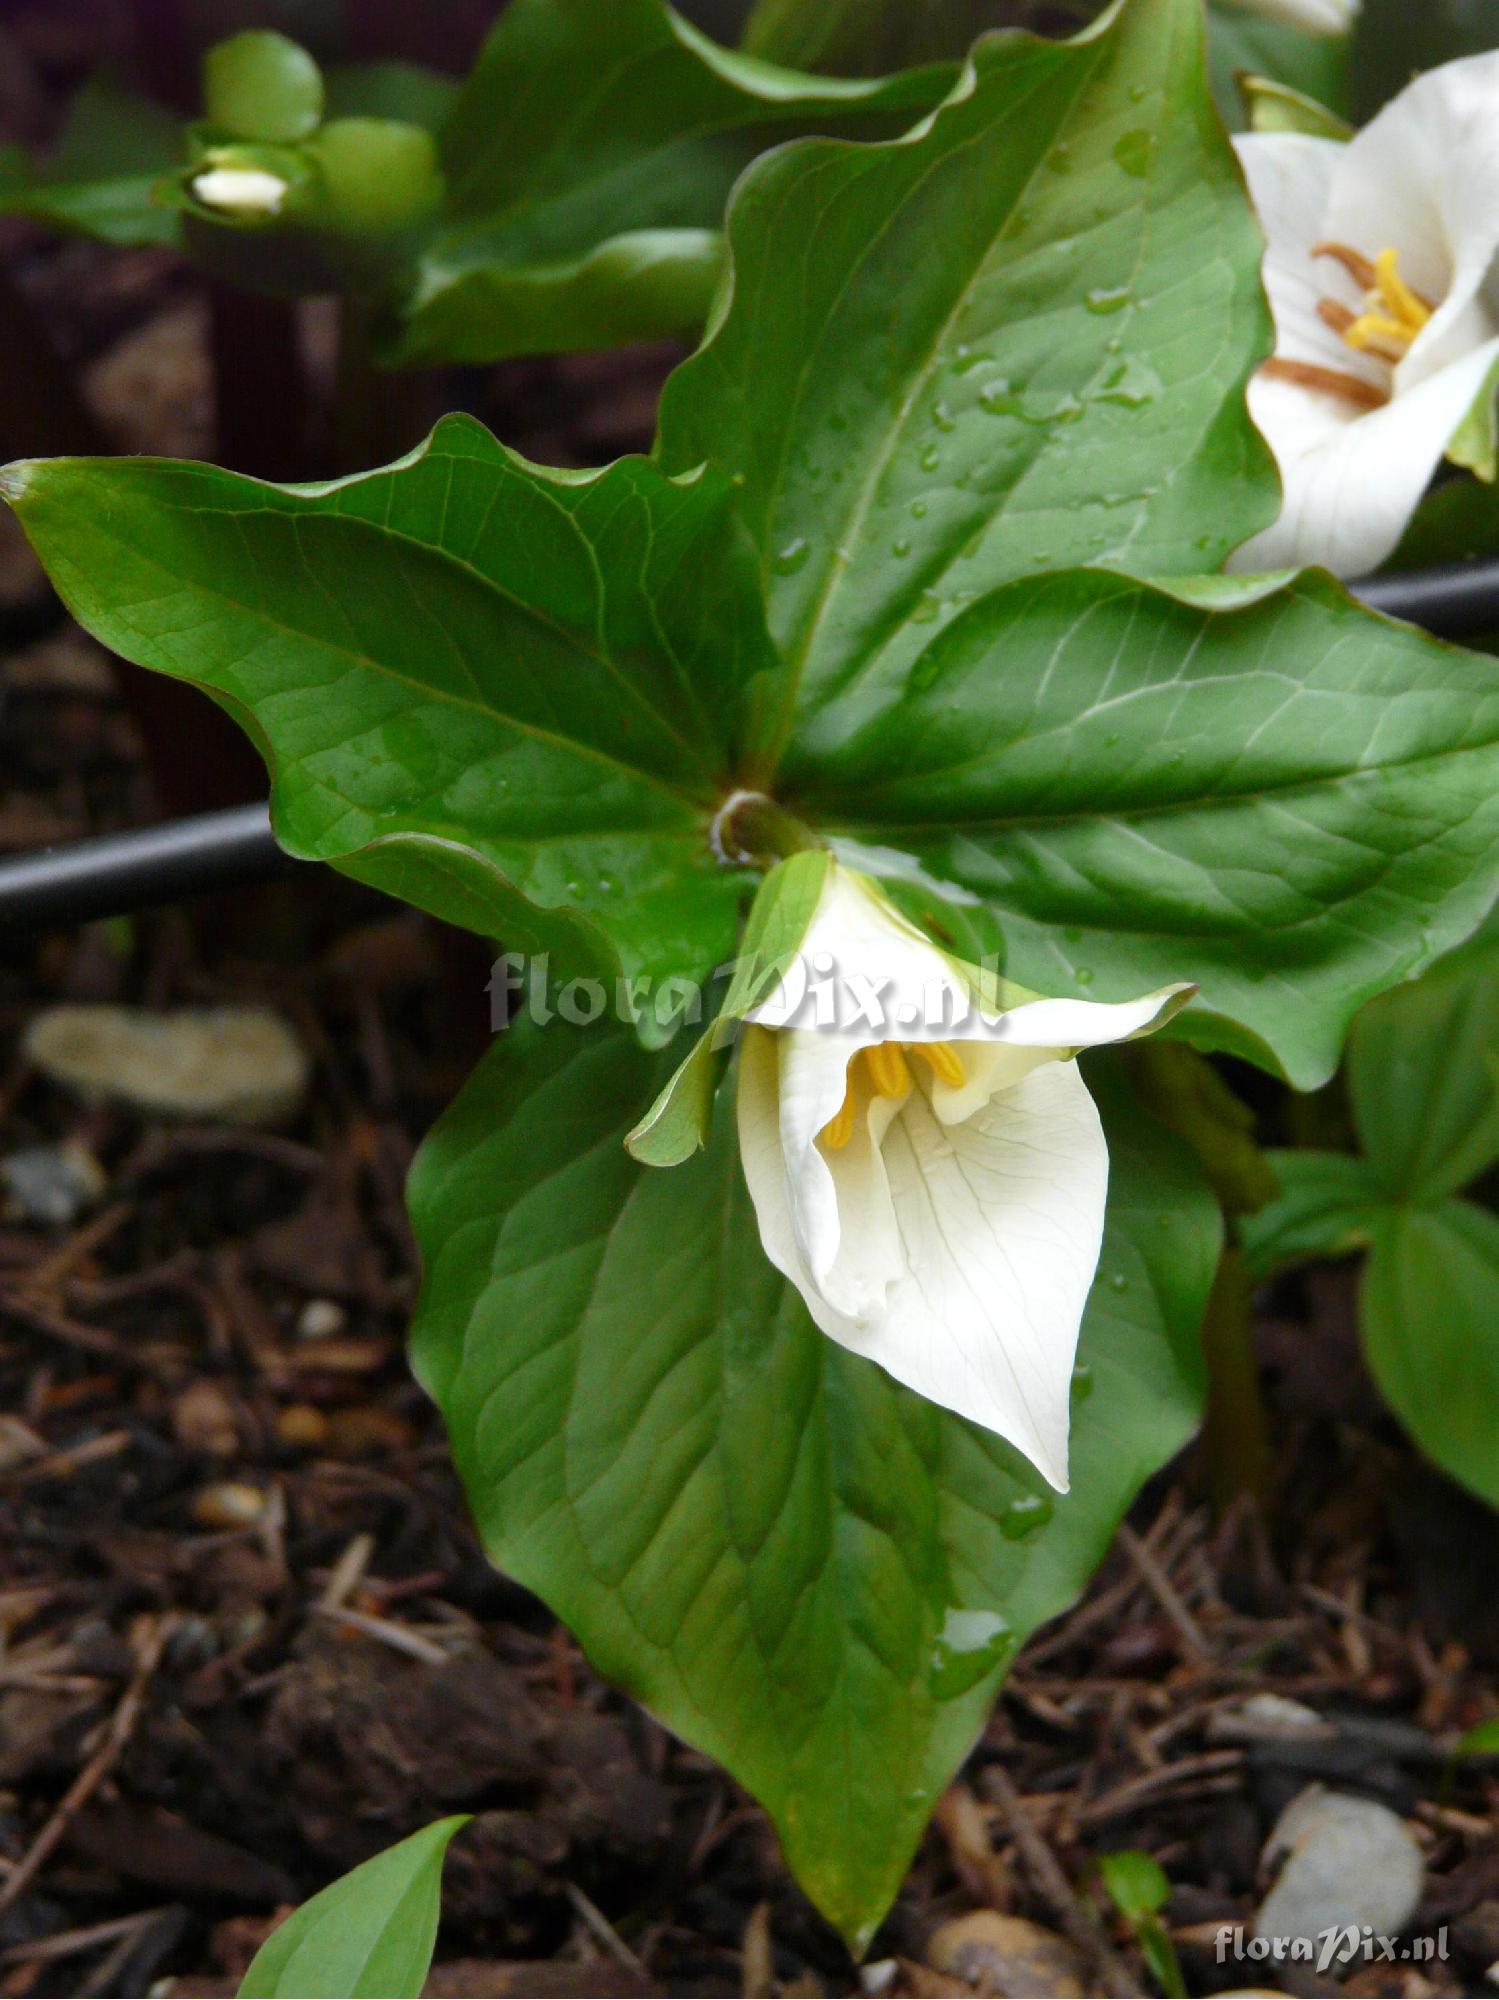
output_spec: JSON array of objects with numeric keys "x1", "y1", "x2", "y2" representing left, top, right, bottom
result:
[
  {"x1": 1349, "y1": 0, "x2": 1499, "y2": 120},
  {"x1": 1347, "y1": 920, "x2": 1499, "y2": 1201},
  {"x1": 1207, "y1": 5, "x2": 1350, "y2": 130},
  {"x1": 1363, "y1": 1203, "x2": 1499, "y2": 1509},
  {"x1": 1387, "y1": 472, "x2": 1499, "y2": 580},
  {"x1": 409, "y1": 1018, "x2": 1217, "y2": 1948},
  {"x1": 782, "y1": 567, "x2": 1499, "y2": 1089},
  {"x1": 238, "y1": 1816, "x2": 468, "y2": 1998},
  {"x1": 1, "y1": 419, "x2": 772, "y2": 1044},
  {"x1": 740, "y1": 0, "x2": 1049, "y2": 74},
  {"x1": 385, "y1": 0, "x2": 953, "y2": 365},
  {"x1": 0, "y1": 78, "x2": 183, "y2": 247},
  {"x1": 657, "y1": 0, "x2": 1279, "y2": 755},
  {"x1": 1239, "y1": 1150, "x2": 1387, "y2": 1280}
]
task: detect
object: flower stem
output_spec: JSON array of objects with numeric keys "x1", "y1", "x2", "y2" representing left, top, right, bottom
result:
[
  {"x1": 710, "y1": 790, "x2": 821, "y2": 869},
  {"x1": 1198, "y1": 1247, "x2": 1273, "y2": 1514}
]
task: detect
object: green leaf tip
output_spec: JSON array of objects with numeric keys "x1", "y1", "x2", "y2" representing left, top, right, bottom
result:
[{"x1": 0, "y1": 461, "x2": 38, "y2": 506}]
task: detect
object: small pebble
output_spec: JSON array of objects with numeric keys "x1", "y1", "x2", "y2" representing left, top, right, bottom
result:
[
  {"x1": 25, "y1": 1004, "x2": 309, "y2": 1125},
  {"x1": 276, "y1": 1404, "x2": 330, "y2": 1449},
  {"x1": 190, "y1": 1481, "x2": 268, "y2": 1530},
  {"x1": 1257, "y1": 1786, "x2": 1424, "y2": 1962},
  {"x1": 1, "y1": 1140, "x2": 107, "y2": 1227},
  {"x1": 296, "y1": 1298, "x2": 347, "y2": 1341},
  {"x1": 925, "y1": 1910, "x2": 1086, "y2": 1998}
]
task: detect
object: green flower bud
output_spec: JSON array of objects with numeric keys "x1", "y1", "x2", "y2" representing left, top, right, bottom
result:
[
  {"x1": 203, "y1": 30, "x2": 324, "y2": 144},
  {"x1": 308, "y1": 118, "x2": 445, "y2": 237}
]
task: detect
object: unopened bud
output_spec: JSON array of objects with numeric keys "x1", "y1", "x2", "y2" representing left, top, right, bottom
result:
[{"x1": 191, "y1": 164, "x2": 290, "y2": 218}]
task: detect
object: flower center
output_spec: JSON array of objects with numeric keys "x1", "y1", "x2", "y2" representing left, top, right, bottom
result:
[
  {"x1": 819, "y1": 1041, "x2": 966, "y2": 1152},
  {"x1": 1315, "y1": 242, "x2": 1434, "y2": 363}
]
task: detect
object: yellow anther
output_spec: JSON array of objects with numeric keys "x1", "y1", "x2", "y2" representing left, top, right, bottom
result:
[
  {"x1": 819, "y1": 1041, "x2": 963, "y2": 1151},
  {"x1": 865, "y1": 1042, "x2": 912, "y2": 1099},
  {"x1": 820, "y1": 1090, "x2": 857, "y2": 1153},
  {"x1": 1373, "y1": 247, "x2": 1432, "y2": 335},
  {"x1": 913, "y1": 1040, "x2": 966, "y2": 1088},
  {"x1": 1317, "y1": 242, "x2": 1433, "y2": 365}
]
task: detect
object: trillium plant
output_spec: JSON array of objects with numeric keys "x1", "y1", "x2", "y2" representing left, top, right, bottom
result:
[{"x1": 7, "y1": 0, "x2": 1499, "y2": 1972}]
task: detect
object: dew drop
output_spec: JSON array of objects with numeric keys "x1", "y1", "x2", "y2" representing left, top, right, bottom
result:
[
  {"x1": 1114, "y1": 129, "x2": 1154, "y2": 178},
  {"x1": 920, "y1": 444, "x2": 941, "y2": 473},
  {"x1": 910, "y1": 590, "x2": 942, "y2": 625},
  {"x1": 1000, "y1": 1494, "x2": 1054, "y2": 1541},
  {"x1": 892, "y1": 535, "x2": 912, "y2": 558},
  {"x1": 1085, "y1": 284, "x2": 1131, "y2": 316},
  {"x1": 1071, "y1": 1360, "x2": 1095, "y2": 1401},
  {"x1": 930, "y1": 1608, "x2": 1014, "y2": 1697},
  {"x1": 1108, "y1": 1271, "x2": 1129, "y2": 1294},
  {"x1": 1075, "y1": 967, "x2": 1094, "y2": 986},
  {"x1": 932, "y1": 399, "x2": 957, "y2": 433},
  {"x1": 772, "y1": 537, "x2": 810, "y2": 576}
]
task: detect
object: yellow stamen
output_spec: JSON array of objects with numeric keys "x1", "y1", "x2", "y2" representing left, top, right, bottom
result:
[
  {"x1": 819, "y1": 1041, "x2": 965, "y2": 1151},
  {"x1": 913, "y1": 1040, "x2": 966, "y2": 1088},
  {"x1": 1315, "y1": 242, "x2": 1434, "y2": 366},
  {"x1": 865, "y1": 1041, "x2": 912, "y2": 1099},
  {"x1": 820, "y1": 1090, "x2": 857, "y2": 1153}
]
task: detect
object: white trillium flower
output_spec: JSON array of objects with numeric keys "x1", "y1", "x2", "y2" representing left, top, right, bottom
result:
[
  {"x1": 1230, "y1": 51, "x2": 1499, "y2": 578},
  {"x1": 735, "y1": 866, "x2": 1192, "y2": 1493},
  {"x1": 1225, "y1": 0, "x2": 1357, "y2": 32},
  {"x1": 190, "y1": 165, "x2": 291, "y2": 218}
]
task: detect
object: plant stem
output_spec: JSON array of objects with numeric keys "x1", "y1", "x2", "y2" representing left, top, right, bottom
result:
[
  {"x1": 1198, "y1": 1246, "x2": 1273, "y2": 1515},
  {"x1": 208, "y1": 283, "x2": 309, "y2": 480},
  {"x1": 331, "y1": 295, "x2": 426, "y2": 474}
]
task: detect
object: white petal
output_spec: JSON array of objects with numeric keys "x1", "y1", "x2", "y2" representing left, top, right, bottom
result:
[
  {"x1": 191, "y1": 166, "x2": 289, "y2": 217},
  {"x1": 1329, "y1": 53, "x2": 1499, "y2": 379},
  {"x1": 840, "y1": 1062, "x2": 1108, "y2": 1490},
  {"x1": 745, "y1": 864, "x2": 976, "y2": 1039},
  {"x1": 1232, "y1": 334, "x2": 1499, "y2": 575},
  {"x1": 1234, "y1": 135, "x2": 1386, "y2": 394},
  {"x1": 1230, "y1": 0, "x2": 1355, "y2": 29}
]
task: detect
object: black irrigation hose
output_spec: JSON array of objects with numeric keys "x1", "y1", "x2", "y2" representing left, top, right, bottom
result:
[{"x1": 3, "y1": 556, "x2": 1499, "y2": 932}]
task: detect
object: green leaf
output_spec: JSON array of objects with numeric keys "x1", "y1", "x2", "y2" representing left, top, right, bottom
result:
[
  {"x1": 1388, "y1": 473, "x2": 1499, "y2": 577},
  {"x1": 1347, "y1": 919, "x2": 1499, "y2": 1201},
  {"x1": 657, "y1": 0, "x2": 1280, "y2": 753},
  {"x1": 321, "y1": 64, "x2": 461, "y2": 135},
  {"x1": 781, "y1": 567, "x2": 1499, "y2": 1089},
  {"x1": 0, "y1": 77, "x2": 183, "y2": 247},
  {"x1": 1363, "y1": 1202, "x2": 1499, "y2": 1509},
  {"x1": 1, "y1": 418, "x2": 772, "y2": 1044},
  {"x1": 740, "y1": 0, "x2": 1050, "y2": 74},
  {"x1": 1455, "y1": 1717, "x2": 1499, "y2": 1757},
  {"x1": 1446, "y1": 357, "x2": 1499, "y2": 483},
  {"x1": 409, "y1": 1019, "x2": 1218, "y2": 1948},
  {"x1": 1098, "y1": 1849, "x2": 1171, "y2": 1920},
  {"x1": 1239, "y1": 1150, "x2": 1387, "y2": 1281},
  {"x1": 238, "y1": 1816, "x2": 468, "y2": 1999},
  {"x1": 385, "y1": 0, "x2": 953, "y2": 365},
  {"x1": 1207, "y1": 4, "x2": 1350, "y2": 130},
  {"x1": 1349, "y1": 0, "x2": 1499, "y2": 120}
]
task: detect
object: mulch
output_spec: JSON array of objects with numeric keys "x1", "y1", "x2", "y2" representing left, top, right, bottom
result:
[{"x1": 0, "y1": 44, "x2": 1496, "y2": 1993}]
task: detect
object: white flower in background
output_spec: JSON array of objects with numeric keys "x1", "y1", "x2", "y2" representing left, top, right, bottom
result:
[
  {"x1": 1226, "y1": 0, "x2": 1358, "y2": 32},
  {"x1": 190, "y1": 165, "x2": 290, "y2": 218},
  {"x1": 1231, "y1": 52, "x2": 1499, "y2": 578},
  {"x1": 735, "y1": 865, "x2": 1191, "y2": 1492}
]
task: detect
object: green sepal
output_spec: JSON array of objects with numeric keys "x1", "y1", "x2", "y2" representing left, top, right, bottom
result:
[
  {"x1": 1242, "y1": 73, "x2": 1353, "y2": 137},
  {"x1": 627, "y1": 848, "x2": 831, "y2": 1165},
  {"x1": 203, "y1": 30, "x2": 325, "y2": 144}
]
